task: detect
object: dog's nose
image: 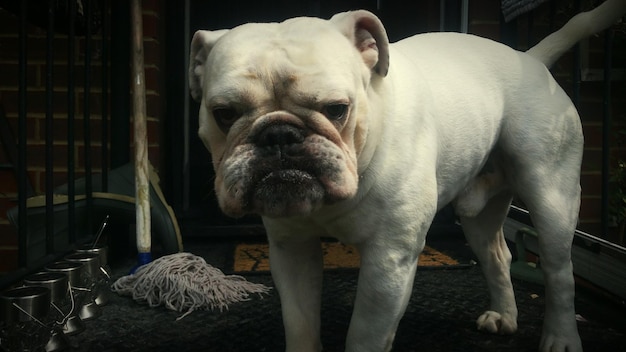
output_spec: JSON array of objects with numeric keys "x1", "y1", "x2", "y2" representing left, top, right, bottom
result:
[{"x1": 255, "y1": 124, "x2": 305, "y2": 148}]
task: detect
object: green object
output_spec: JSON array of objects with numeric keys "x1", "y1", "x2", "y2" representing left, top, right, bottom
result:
[{"x1": 7, "y1": 163, "x2": 183, "y2": 266}]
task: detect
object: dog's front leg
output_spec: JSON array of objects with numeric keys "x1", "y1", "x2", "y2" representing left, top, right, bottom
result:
[
  {"x1": 346, "y1": 240, "x2": 422, "y2": 352},
  {"x1": 269, "y1": 237, "x2": 324, "y2": 352}
]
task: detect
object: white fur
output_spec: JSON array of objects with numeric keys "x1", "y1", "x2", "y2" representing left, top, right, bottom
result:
[{"x1": 191, "y1": 2, "x2": 626, "y2": 351}]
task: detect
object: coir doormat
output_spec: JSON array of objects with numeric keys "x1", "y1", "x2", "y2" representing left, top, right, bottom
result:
[{"x1": 233, "y1": 242, "x2": 461, "y2": 272}]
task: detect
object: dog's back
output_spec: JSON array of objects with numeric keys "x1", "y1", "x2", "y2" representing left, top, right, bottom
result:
[{"x1": 383, "y1": 31, "x2": 578, "y2": 208}]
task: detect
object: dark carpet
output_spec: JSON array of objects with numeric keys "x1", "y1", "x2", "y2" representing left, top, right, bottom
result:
[{"x1": 66, "y1": 238, "x2": 626, "y2": 352}]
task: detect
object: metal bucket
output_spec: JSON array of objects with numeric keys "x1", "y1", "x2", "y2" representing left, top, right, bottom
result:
[
  {"x1": 76, "y1": 244, "x2": 109, "y2": 267},
  {"x1": 0, "y1": 287, "x2": 53, "y2": 352},
  {"x1": 64, "y1": 252, "x2": 100, "y2": 278},
  {"x1": 74, "y1": 245, "x2": 111, "y2": 306},
  {"x1": 45, "y1": 261, "x2": 84, "y2": 288},
  {"x1": 23, "y1": 272, "x2": 68, "y2": 305},
  {"x1": 22, "y1": 273, "x2": 72, "y2": 352},
  {"x1": 44, "y1": 261, "x2": 88, "y2": 334},
  {"x1": 0, "y1": 286, "x2": 50, "y2": 324},
  {"x1": 65, "y1": 251, "x2": 109, "y2": 307}
]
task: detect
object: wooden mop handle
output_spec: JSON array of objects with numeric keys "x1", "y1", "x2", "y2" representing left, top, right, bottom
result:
[{"x1": 130, "y1": 0, "x2": 151, "y2": 265}]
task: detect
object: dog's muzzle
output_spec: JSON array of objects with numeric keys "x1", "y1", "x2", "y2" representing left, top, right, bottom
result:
[
  {"x1": 216, "y1": 113, "x2": 358, "y2": 218},
  {"x1": 245, "y1": 122, "x2": 325, "y2": 217}
]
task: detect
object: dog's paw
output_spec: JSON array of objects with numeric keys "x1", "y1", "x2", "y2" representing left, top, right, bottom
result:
[
  {"x1": 476, "y1": 310, "x2": 517, "y2": 335},
  {"x1": 539, "y1": 329, "x2": 583, "y2": 352}
]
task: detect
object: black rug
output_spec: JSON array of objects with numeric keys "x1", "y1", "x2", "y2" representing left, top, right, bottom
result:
[{"x1": 69, "y1": 264, "x2": 626, "y2": 352}]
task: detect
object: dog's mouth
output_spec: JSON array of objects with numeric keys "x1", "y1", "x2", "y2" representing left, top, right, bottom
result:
[
  {"x1": 259, "y1": 169, "x2": 315, "y2": 185},
  {"x1": 250, "y1": 169, "x2": 326, "y2": 217}
]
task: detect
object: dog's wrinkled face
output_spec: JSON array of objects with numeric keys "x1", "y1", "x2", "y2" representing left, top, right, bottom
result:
[{"x1": 190, "y1": 12, "x2": 389, "y2": 218}]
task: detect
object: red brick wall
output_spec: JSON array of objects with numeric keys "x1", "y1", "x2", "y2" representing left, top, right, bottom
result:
[{"x1": 0, "y1": 2, "x2": 165, "y2": 274}]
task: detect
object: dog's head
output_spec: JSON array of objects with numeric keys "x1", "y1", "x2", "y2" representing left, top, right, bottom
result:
[{"x1": 189, "y1": 10, "x2": 389, "y2": 218}]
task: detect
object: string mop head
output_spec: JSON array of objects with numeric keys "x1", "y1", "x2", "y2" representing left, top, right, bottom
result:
[{"x1": 111, "y1": 252, "x2": 271, "y2": 319}]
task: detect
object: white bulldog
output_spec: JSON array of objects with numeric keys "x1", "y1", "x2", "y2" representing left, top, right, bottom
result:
[{"x1": 189, "y1": 1, "x2": 626, "y2": 351}]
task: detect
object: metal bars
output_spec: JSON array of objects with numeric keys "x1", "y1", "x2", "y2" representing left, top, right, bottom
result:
[
  {"x1": 8, "y1": 0, "x2": 111, "y2": 282},
  {"x1": 17, "y1": 0, "x2": 28, "y2": 268},
  {"x1": 101, "y1": 0, "x2": 110, "y2": 193},
  {"x1": 45, "y1": 0, "x2": 55, "y2": 256},
  {"x1": 83, "y1": 0, "x2": 94, "y2": 233},
  {"x1": 67, "y1": 0, "x2": 77, "y2": 245}
]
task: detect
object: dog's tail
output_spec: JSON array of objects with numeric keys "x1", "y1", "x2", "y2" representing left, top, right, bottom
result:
[{"x1": 526, "y1": 0, "x2": 626, "y2": 67}]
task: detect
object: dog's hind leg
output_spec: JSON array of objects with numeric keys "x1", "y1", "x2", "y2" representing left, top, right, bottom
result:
[
  {"x1": 459, "y1": 191, "x2": 518, "y2": 335},
  {"x1": 520, "y1": 177, "x2": 583, "y2": 352}
]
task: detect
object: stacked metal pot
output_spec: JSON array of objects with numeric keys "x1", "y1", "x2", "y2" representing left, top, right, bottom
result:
[{"x1": 0, "y1": 244, "x2": 110, "y2": 352}]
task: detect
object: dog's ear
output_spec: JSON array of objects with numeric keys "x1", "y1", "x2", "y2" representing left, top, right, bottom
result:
[
  {"x1": 189, "y1": 30, "x2": 229, "y2": 102},
  {"x1": 330, "y1": 10, "x2": 390, "y2": 77}
]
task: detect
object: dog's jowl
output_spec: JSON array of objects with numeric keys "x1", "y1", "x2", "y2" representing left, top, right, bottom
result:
[{"x1": 189, "y1": 1, "x2": 626, "y2": 351}]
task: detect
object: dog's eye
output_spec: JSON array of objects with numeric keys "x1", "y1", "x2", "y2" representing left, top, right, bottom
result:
[
  {"x1": 322, "y1": 104, "x2": 349, "y2": 121},
  {"x1": 212, "y1": 107, "x2": 241, "y2": 130}
]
